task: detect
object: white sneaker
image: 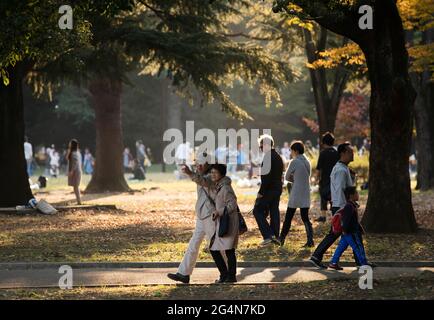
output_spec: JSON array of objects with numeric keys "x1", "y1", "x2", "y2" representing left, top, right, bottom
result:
[{"x1": 260, "y1": 238, "x2": 272, "y2": 246}]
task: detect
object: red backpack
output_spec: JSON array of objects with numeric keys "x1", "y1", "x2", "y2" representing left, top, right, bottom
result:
[{"x1": 331, "y1": 207, "x2": 344, "y2": 234}]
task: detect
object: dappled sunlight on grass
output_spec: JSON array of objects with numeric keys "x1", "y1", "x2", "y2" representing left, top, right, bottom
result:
[{"x1": 1, "y1": 175, "x2": 433, "y2": 263}]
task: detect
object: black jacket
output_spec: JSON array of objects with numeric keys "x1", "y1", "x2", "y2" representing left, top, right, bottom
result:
[
  {"x1": 341, "y1": 201, "x2": 361, "y2": 234},
  {"x1": 258, "y1": 149, "x2": 284, "y2": 195}
]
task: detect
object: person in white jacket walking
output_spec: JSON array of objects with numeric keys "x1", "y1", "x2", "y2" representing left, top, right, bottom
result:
[{"x1": 167, "y1": 151, "x2": 215, "y2": 284}]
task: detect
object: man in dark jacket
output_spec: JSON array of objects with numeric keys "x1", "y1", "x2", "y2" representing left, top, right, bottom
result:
[
  {"x1": 328, "y1": 186, "x2": 368, "y2": 270},
  {"x1": 253, "y1": 134, "x2": 284, "y2": 246},
  {"x1": 316, "y1": 132, "x2": 339, "y2": 222}
]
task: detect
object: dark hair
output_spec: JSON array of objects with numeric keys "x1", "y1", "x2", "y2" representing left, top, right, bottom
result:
[
  {"x1": 67, "y1": 139, "x2": 79, "y2": 161},
  {"x1": 344, "y1": 186, "x2": 357, "y2": 200},
  {"x1": 290, "y1": 141, "x2": 305, "y2": 154},
  {"x1": 337, "y1": 143, "x2": 351, "y2": 156},
  {"x1": 258, "y1": 134, "x2": 274, "y2": 148},
  {"x1": 211, "y1": 164, "x2": 227, "y2": 177},
  {"x1": 322, "y1": 132, "x2": 335, "y2": 146}
]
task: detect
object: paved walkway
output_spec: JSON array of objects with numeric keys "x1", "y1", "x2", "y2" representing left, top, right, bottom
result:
[{"x1": 0, "y1": 263, "x2": 433, "y2": 289}]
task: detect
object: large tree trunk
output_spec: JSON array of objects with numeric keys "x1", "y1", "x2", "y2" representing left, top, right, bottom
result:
[
  {"x1": 413, "y1": 30, "x2": 434, "y2": 190},
  {"x1": 85, "y1": 78, "x2": 130, "y2": 193},
  {"x1": 0, "y1": 62, "x2": 34, "y2": 206},
  {"x1": 360, "y1": 1, "x2": 417, "y2": 233},
  {"x1": 303, "y1": 27, "x2": 349, "y2": 144}
]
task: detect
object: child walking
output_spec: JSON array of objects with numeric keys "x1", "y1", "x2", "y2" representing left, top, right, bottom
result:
[
  {"x1": 328, "y1": 186, "x2": 369, "y2": 270},
  {"x1": 67, "y1": 139, "x2": 82, "y2": 205}
]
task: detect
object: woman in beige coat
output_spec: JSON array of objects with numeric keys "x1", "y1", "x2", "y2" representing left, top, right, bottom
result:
[{"x1": 209, "y1": 164, "x2": 239, "y2": 283}]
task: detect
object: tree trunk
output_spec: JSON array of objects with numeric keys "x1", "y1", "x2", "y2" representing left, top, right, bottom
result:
[
  {"x1": 0, "y1": 62, "x2": 34, "y2": 206},
  {"x1": 360, "y1": 1, "x2": 417, "y2": 233},
  {"x1": 413, "y1": 30, "x2": 434, "y2": 190},
  {"x1": 303, "y1": 27, "x2": 349, "y2": 145},
  {"x1": 85, "y1": 78, "x2": 130, "y2": 193},
  {"x1": 413, "y1": 68, "x2": 434, "y2": 191},
  {"x1": 160, "y1": 78, "x2": 169, "y2": 173}
]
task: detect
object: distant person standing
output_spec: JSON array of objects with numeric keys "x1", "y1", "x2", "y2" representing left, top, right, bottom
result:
[
  {"x1": 310, "y1": 143, "x2": 355, "y2": 269},
  {"x1": 24, "y1": 137, "x2": 33, "y2": 177},
  {"x1": 279, "y1": 141, "x2": 313, "y2": 247},
  {"x1": 123, "y1": 147, "x2": 133, "y2": 173},
  {"x1": 280, "y1": 141, "x2": 291, "y2": 165},
  {"x1": 253, "y1": 134, "x2": 284, "y2": 246},
  {"x1": 136, "y1": 140, "x2": 146, "y2": 169},
  {"x1": 83, "y1": 148, "x2": 94, "y2": 175},
  {"x1": 67, "y1": 139, "x2": 82, "y2": 205},
  {"x1": 316, "y1": 132, "x2": 339, "y2": 223},
  {"x1": 50, "y1": 150, "x2": 60, "y2": 178},
  {"x1": 45, "y1": 145, "x2": 53, "y2": 175}
]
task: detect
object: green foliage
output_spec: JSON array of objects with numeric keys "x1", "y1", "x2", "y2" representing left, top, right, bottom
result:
[{"x1": 110, "y1": 0, "x2": 296, "y2": 119}]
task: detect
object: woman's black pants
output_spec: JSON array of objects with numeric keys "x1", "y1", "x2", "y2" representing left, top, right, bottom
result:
[
  {"x1": 210, "y1": 249, "x2": 237, "y2": 278},
  {"x1": 280, "y1": 207, "x2": 313, "y2": 244}
]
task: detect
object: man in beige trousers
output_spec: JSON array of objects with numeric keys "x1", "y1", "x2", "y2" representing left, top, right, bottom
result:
[{"x1": 167, "y1": 151, "x2": 215, "y2": 284}]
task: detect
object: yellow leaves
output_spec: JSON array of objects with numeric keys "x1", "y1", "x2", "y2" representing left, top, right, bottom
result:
[
  {"x1": 286, "y1": 3, "x2": 303, "y2": 13},
  {"x1": 1, "y1": 69, "x2": 10, "y2": 86},
  {"x1": 409, "y1": 43, "x2": 434, "y2": 80},
  {"x1": 285, "y1": 16, "x2": 314, "y2": 31},
  {"x1": 308, "y1": 43, "x2": 366, "y2": 71},
  {"x1": 398, "y1": 0, "x2": 434, "y2": 31}
]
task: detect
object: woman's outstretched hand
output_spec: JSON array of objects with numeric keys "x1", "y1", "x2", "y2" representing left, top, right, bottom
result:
[{"x1": 181, "y1": 164, "x2": 193, "y2": 176}]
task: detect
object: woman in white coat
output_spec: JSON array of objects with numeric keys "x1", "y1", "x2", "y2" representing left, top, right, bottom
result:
[
  {"x1": 279, "y1": 141, "x2": 314, "y2": 247},
  {"x1": 209, "y1": 164, "x2": 239, "y2": 283}
]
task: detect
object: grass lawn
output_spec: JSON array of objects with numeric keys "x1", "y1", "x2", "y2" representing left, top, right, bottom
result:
[
  {"x1": 1, "y1": 273, "x2": 433, "y2": 300},
  {"x1": 1, "y1": 171, "x2": 433, "y2": 263}
]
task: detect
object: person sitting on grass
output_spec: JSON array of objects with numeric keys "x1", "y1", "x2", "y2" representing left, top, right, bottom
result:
[
  {"x1": 129, "y1": 159, "x2": 146, "y2": 181},
  {"x1": 328, "y1": 186, "x2": 371, "y2": 270}
]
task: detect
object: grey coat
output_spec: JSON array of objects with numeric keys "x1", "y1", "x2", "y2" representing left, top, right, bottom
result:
[
  {"x1": 210, "y1": 177, "x2": 239, "y2": 251},
  {"x1": 285, "y1": 154, "x2": 311, "y2": 209}
]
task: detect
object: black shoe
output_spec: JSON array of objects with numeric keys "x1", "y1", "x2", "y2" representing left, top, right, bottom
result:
[
  {"x1": 224, "y1": 275, "x2": 237, "y2": 283},
  {"x1": 315, "y1": 216, "x2": 326, "y2": 223},
  {"x1": 279, "y1": 236, "x2": 285, "y2": 247},
  {"x1": 328, "y1": 263, "x2": 343, "y2": 270},
  {"x1": 309, "y1": 256, "x2": 326, "y2": 269},
  {"x1": 303, "y1": 241, "x2": 314, "y2": 248},
  {"x1": 215, "y1": 274, "x2": 227, "y2": 284},
  {"x1": 167, "y1": 273, "x2": 190, "y2": 284},
  {"x1": 271, "y1": 236, "x2": 281, "y2": 246}
]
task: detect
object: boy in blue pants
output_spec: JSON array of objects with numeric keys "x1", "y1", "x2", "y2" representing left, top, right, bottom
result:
[{"x1": 328, "y1": 186, "x2": 369, "y2": 270}]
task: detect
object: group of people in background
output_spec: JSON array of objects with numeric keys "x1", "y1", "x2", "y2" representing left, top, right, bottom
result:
[
  {"x1": 23, "y1": 137, "x2": 94, "y2": 178},
  {"x1": 168, "y1": 132, "x2": 375, "y2": 285},
  {"x1": 24, "y1": 137, "x2": 153, "y2": 182},
  {"x1": 123, "y1": 140, "x2": 152, "y2": 181}
]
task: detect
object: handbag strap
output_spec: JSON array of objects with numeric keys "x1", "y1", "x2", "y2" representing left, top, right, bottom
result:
[{"x1": 201, "y1": 186, "x2": 215, "y2": 207}]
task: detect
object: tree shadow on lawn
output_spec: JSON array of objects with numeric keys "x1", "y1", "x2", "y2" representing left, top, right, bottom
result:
[
  {"x1": 0, "y1": 220, "x2": 195, "y2": 262},
  {"x1": 47, "y1": 192, "x2": 132, "y2": 206}
]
